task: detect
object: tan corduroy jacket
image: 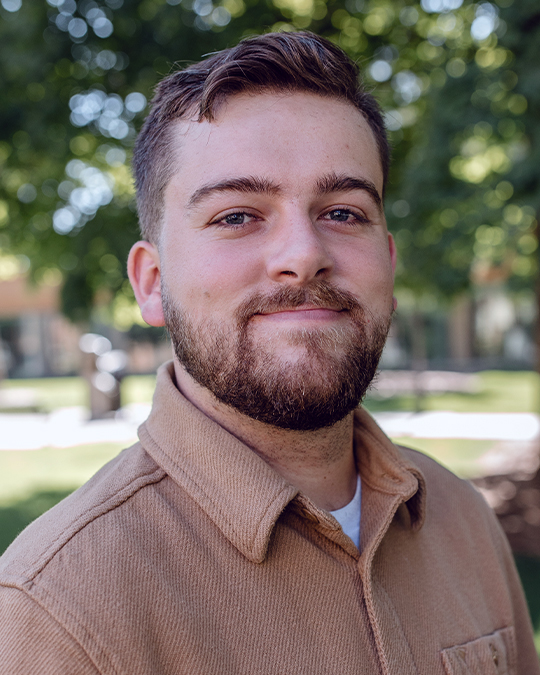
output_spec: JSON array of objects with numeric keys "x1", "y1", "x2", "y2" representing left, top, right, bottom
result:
[{"x1": 0, "y1": 362, "x2": 538, "y2": 674}]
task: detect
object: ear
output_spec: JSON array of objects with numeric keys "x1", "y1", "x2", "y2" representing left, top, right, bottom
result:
[
  {"x1": 388, "y1": 233, "x2": 397, "y2": 277},
  {"x1": 127, "y1": 241, "x2": 166, "y2": 327}
]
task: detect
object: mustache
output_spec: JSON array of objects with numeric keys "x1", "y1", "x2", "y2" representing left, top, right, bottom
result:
[{"x1": 235, "y1": 280, "x2": 365, "y2": 324}]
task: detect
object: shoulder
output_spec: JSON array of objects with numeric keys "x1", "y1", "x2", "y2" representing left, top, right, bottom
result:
[
  {"x1": 397, "y1": 444, "x2": 509, "y2": 554},
  {"x1": 399, "y1": 443, "x2": 492, "y2": 511},
  {"x1": 0, "y1": 442, "x2": 166, "y2": 589}
]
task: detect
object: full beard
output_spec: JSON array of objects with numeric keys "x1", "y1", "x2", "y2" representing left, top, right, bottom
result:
[{"x1": 162, "y1": 280, "x2": 391, "y2": 432}]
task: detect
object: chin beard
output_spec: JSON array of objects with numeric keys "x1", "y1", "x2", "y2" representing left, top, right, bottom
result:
[{"x1": 163, "y1": 280, "x2": 391, "y2": 431}]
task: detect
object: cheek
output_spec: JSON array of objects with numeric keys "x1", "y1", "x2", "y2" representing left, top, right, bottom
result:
[
  {"x1": 371, "y1": 261, "x2": 395, "y2": 301},
  {"x1": 339, "y1": 245, "x2": 394, "y2": 297},
  {"x1": 169, "y1": 245, "x2": 263, "y2": 314}
]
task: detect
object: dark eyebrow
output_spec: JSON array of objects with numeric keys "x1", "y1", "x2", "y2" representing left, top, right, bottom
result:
[
  {"x1": 187, "y1": 176, "x2": 281, "y2": 209},
  {"x1": 316, "y1": 172, "x2": 383, "y2": 212}
]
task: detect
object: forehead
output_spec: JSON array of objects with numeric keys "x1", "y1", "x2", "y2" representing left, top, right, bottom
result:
[{"x1": 166, "y1": 91, "x2": 384, "y2": 201}]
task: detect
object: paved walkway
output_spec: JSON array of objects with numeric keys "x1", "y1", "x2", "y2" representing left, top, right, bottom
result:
[
  {"x1": 0, "y1": 404, "x2": 151, "y2": 451},
  {"x1": 0, "y1": 405, "x2": 538, "y2": 451},
  {"x1": 374, "y1": 411, "x2": 540, "y2": 441}
]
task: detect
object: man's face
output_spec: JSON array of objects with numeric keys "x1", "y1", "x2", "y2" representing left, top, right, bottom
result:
[{"x1": 158, "y1": 91, "x2": 396, "y2": 430}]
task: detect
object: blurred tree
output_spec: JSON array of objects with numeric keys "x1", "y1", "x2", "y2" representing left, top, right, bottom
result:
[
  {"x1": 384, "y1": 0, "x2": 539, "y2": 364},
  {"x1": 0, "y1": 0, "x2": 536, "y2": 333},
  {"x1": 389, "y1": 0, "x2": 537, "y2": 297}
]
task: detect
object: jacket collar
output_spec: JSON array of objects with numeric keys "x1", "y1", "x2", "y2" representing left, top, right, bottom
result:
[
  {"x1": 139, "y1": 362, "x2": 426, "y2": 563},
  {"x1": 354, "y1": 406, "x2": 426, "y2": 533}
]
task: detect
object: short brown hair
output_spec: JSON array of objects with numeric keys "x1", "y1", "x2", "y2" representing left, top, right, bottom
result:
[{"x1": 133, "y1": 31, "x2": 390, "y2": 243}]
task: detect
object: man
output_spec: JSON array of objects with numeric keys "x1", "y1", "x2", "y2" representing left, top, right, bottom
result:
[{"x1": 0, "y1": 31, "x2": 538, "y2": 673}]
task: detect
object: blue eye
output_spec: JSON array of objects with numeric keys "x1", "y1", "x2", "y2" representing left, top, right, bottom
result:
[
  {"x1": 323, "y1": 209, "x2": 368, "y2": 224},
  {"x1": 223, "y1": 213, "x2": 248, "y2": 225},
  {"x1": 328, "y1": 209, "x2": 354, "y2": 222},
  {"x1": 211, "y1": 212, "x2": 257, "y2": 228}
]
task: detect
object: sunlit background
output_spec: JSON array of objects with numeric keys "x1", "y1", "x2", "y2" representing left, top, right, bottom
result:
[{"x1": 1, "y1": 0, "x2": 540, "y2": 653}]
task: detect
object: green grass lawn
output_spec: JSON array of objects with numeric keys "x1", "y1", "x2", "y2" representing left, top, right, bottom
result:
[
  {"x1": 390, "y1": 437, "x2": 495, "y2": 478},
  {"x1": 0, "y1": 374, "x2": 157, "y2": 412},
  {"x1": 2, "y1": 369, "x2": 537, "y2": 414},
  {"x1": 122, "y1": 374, "x2": 157, "y2": 406},
  {"x1": 363, "y1": 370, "x2": 540, "y2": 414},
  {"x1": 1, "y1": 369, "x2": 539, "y2": 654},
  {"x1": 2, "y1": 370, "x2": 520, "y2": 501},
  {"x1": 0, "y1": 442, "x2": 126, "y2": 507},
  {"x1": 0, "y1": 369, "x2": 537, "y2": 503}
]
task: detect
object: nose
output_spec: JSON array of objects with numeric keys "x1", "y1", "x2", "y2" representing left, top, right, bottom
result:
[{"x1": 265, "y1": 214, "x2": 334, "y2": 284}]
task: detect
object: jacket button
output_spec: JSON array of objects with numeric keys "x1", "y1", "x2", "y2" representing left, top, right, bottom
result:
[{"x1": 489, "y1": 643, "x2": 499, "y2": 667}]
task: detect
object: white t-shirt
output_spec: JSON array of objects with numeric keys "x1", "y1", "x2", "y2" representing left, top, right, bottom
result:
[{"x1": 330, "y1": 474, "x2": 361, "y2": 549}]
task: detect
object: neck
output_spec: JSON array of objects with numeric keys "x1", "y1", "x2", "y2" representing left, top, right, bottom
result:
[{"x1": 173, "y1": 361, "x2": 357, "y2": 511}]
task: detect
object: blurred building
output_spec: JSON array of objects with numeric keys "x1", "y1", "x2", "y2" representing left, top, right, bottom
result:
[
  {"x1": 0, "y1": 258, "x2": 170, "y2": 379},
  {"x1": 0, "y1": 265, "x2": 80, "y2": 378},
  {"x1": 382, "y1": 285, "x2": 536, "y2": 372}
]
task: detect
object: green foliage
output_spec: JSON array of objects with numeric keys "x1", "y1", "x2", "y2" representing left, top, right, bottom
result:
[
  {"x1": 0, "y1": 489, "x2": 73, "y2": 555},
  {"x1": 515, "y1": 554, "x2": 540, "y2": 653},
  {"x1": 386, "y1": 0, "x2": 540, "y2": 296},
  {"x1": 0, "y1": 0, "x2": 538, "y2": 319}
]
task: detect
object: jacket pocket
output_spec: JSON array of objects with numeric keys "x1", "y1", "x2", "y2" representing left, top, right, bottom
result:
[{"x1": 441, "y1": 627, "x2": 516, "y2": 675}]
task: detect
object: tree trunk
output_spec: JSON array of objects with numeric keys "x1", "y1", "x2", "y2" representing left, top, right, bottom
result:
[{"x1": 410, "y1": 308, "x2": 428, "y2": 413}]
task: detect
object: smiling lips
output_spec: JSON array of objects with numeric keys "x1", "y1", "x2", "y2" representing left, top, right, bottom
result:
[{"x1": 256, "y1": 306, "x2": 345, "y2": 322}]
